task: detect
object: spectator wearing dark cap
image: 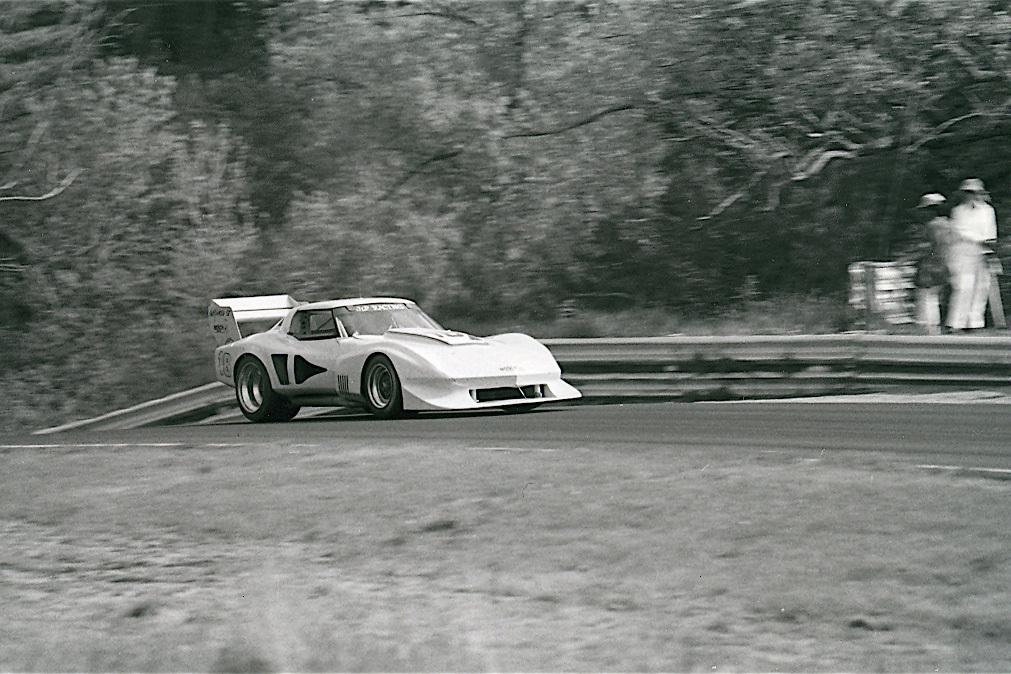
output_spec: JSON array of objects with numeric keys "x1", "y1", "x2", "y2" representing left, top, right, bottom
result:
[{"x1": 947, "y1": 178, "x2": 997, "y2": 331}]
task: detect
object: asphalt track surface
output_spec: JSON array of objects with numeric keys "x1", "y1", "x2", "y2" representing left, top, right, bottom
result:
[{"x1": 7, "y1": 401, "x2": 1011, "y2": 474}]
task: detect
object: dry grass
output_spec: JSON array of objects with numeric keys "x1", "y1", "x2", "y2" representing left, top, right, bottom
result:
[{"x1": 0, "y1": 437, "x2": 1009, "y2": 672}]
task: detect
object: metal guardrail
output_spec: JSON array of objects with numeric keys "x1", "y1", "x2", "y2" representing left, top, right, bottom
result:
[
  {"x1": 548, "y1": 334, "x2": 1011, "y2": 400},
  {"x1": 33, "y1": 383, "x2": 234, "y2": 435},
  {"x1": 33, "y1": 334, "x2": 1011, "y2": 433}
]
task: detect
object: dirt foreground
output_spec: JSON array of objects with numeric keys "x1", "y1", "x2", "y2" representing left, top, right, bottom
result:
[{"x1": 1, "y1": 434, "x2": 1009, "y2": 672}]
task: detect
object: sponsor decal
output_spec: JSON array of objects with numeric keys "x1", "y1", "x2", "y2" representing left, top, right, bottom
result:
[
  {"x1": 208, "y1": 307, "x2": 233, "y2": 317},
  {"x1": 348, "y1": 303, "x2": 405, "y2": 312}
]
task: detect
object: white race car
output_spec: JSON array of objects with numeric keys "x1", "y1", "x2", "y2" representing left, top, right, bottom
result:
[{"x1": 208, "y1": 295, "x2": 581, "y2": 421}]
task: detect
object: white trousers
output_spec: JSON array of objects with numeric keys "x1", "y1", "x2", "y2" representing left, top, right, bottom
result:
[
  {"x1": 947, "y1": 243, "x2": 990, "y2": 329},
  {"x1": 916, "y1": 287, "x2": 941, "y2": 334}
]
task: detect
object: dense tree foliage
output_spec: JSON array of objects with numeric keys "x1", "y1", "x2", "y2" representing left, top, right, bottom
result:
[
  {"x1": 1, "y1": 0, "x2": 254, "y2": 427},
  {"x1": 2, "y1": 0, "x2": 1011, "y2": 429}
]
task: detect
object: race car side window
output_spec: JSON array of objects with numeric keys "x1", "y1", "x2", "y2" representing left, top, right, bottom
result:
[{"x1": 290, "y1": 309, "x2": 339, "y2": 340}]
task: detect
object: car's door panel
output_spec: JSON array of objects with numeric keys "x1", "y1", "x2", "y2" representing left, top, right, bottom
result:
[{"x1": 274, "y1": 308, "x2": 343, "y2": 394}]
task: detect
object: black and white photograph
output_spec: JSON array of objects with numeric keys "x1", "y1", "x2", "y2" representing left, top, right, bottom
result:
[{"x1": 2, "y1": 0, "x2": 1010, "y2": 671}]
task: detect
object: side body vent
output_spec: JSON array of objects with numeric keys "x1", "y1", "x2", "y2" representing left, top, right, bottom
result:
[
  {"x1": 336, "y1": 374, "x2": 351, "y2": 394},
  {"x1": 271, "y1": 354, "x2": 289, "y2": 385},
  {"x1": 294, "y1": 355, "x2": 327, "y2": 385}
]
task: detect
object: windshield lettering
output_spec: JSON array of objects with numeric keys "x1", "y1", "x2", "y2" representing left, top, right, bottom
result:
[{"x1": 348, "y1": 303, "x2": 406, "y2": 312}]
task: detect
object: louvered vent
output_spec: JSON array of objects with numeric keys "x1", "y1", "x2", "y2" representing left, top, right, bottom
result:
[{"x1": 337, "y1": 374, "x2": 351, "y2": 393}]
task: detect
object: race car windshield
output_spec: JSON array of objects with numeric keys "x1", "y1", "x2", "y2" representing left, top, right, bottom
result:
[{"x1": 336, "y1": 303, "x2": 442, "y2": 336}]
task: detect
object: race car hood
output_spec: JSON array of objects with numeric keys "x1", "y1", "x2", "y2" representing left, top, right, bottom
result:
[
  {"x1": 381, "y1": 329, "x2": 559, "y2": 378},
  {"x1": 386, "y1": 328, "x2": 487, "y2": 346}
]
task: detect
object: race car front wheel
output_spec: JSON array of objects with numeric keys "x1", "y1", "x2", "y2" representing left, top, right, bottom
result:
[
  {"x1": 363, "y1": 355, "x2": 404, "y2": 420},
  {"x1": 235, "y1": 357, "x2": 300, "y2": 422}
]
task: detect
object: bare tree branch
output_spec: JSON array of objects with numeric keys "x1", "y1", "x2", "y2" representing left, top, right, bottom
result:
[
  {"x1": 378, "y1": 149, "x2": 462, "y2": 202},
  {"x1": 764, "y1": 180, "x2": 783, "y2": 212},
  {"x1": 820, "y1": 130, "x2": 863, "y2": 152},
  {"x1": 393, "y1": 3, "x2": 482, "y2": 27},
  {"x1": 697, "y1": 169, "x2": 769, "y2": 221},
  {"x1": 688, "y1": 118, "x2": 754, "y2": 154},
  {"x1": 944, "y1": 41, "x2": 997, "y2": 81},
  {"x1": 685, "y1": 119, "x2": 787, "y2": 164},
  {"x1": 504, "y1": 104, "x2": 638, "y2": 139},
  {"x1": 906, "y1": 111, "x2": 987, "y2": 153},
  {"x1": 740, "y1": 147, "x2": 860, "y2": 214},
  {"x1": 791, "y1": 149, "x2": 857, "y2": 182},
  {"x1": 1, "y1": 118, "x2": 52, "y2": 189},
  {"x1": 0, "y1": 168, "x2": 81, "y2": 203}
]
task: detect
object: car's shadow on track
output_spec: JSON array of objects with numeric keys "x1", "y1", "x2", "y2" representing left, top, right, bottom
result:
[
  {"x1": 300, "y1": 406, "x2": 569, "y2": 423},
  {"x1": 213, "y1": 406, "x2": 572, "y2": 426}
]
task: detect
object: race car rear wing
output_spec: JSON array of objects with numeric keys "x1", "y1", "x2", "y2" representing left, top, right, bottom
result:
[{"x1": 208, "y1": 294, "x2": 301, "y2": 346}]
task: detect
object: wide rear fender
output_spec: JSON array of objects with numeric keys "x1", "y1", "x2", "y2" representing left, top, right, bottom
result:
[{"x1": 213, "y1": 339, "x2": 287, "y2": 389}]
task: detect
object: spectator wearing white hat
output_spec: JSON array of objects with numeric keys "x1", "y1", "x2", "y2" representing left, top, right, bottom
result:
[
  {"x1": 947, "y1": 178, "x2": 997, "y2": 331},
  {"x1": 907, "y1": 193, "x2": 951, "y2": 335}
]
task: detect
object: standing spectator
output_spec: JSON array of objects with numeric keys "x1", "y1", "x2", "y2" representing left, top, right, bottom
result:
[
  {"x1": 947, "y1": 178, "x2": 997, "y2": 332},
  {"x1": 908, "y1": 193, "x2": 951, "y2": 335}
]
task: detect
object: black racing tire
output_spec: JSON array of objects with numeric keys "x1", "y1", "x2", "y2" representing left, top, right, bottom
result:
[
  {"x1": 270, "y1": 400, "x2": 301, "y2": 422},
  {"x1": 234, "y1": 356, "x2": 300, "y2": 423},
  {"x1": 362, "y1": 355, "x2": 404, "y2": 420}
]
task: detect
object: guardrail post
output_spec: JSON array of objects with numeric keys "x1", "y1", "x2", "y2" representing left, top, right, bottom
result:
[
  {"x1": 989, "y1": 266, "x2": 1006, "y2": 328},
  {"x1": 864, "y1": 263, "x2": 876, "y2": 330}
]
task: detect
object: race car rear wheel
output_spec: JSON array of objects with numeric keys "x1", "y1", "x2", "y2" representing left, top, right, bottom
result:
[
  {"x1": 269, "y1": 400, "x2": 301, "y2": 422},
  {"x1": 363, "y1": 355, "x2": 404, "y2": 420},
  {"x1": 235, "y1": 357, "x2": 300, "y2": 422}
]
